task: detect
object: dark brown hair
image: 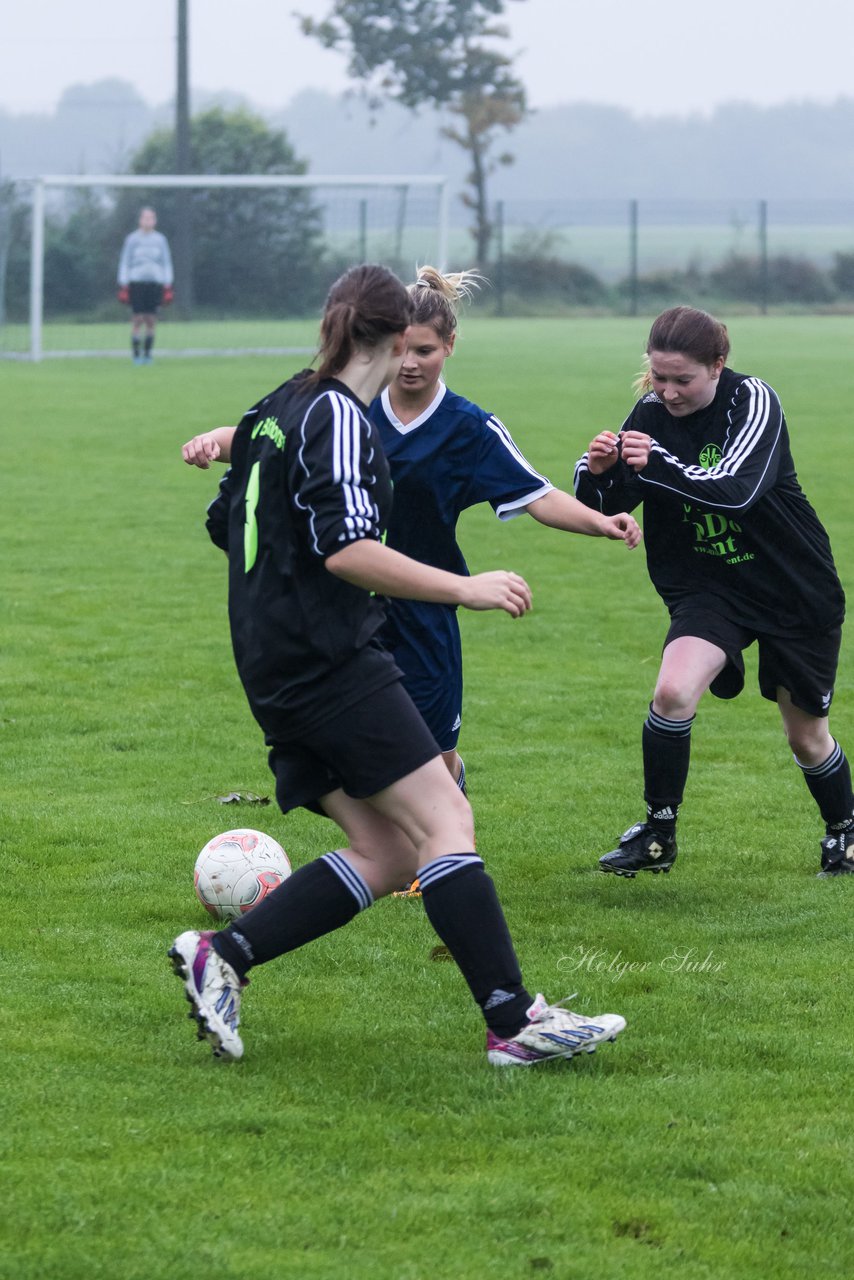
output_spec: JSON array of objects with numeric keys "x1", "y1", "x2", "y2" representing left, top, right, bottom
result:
[
  {"x1": 633, "y1": 306, "x2": 731, "y2": 395},
  {"x1": 646, "y1": 306, "x2": 730, "y2": 365},
  {"x1": 311, "y1": 264, "x2": 413, "y2": 382}
]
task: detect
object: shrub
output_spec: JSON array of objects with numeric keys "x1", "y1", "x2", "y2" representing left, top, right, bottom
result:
[
  {"x1": 831, "y1": 251, "x2": 854, "y2": 296},
  {"x1": 496, "y1": 231, "x2": 608, "y2": 306},
  {"x1": 709, "y1": 253, "x2": 835, "y2": 304},
  {"x1": 615, "y1": 266, "x2": 706, "y2": 309}
]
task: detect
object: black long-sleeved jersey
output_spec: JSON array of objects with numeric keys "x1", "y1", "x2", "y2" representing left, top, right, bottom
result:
[
  {"x1": 573, "y1": 368, "x2": 844, "y2": 636},
  {"x1": 206, "y1": 371, "x2": 399, "y2": 742}
]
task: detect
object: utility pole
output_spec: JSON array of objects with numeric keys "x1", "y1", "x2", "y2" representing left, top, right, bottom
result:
[{"x1": 175, "y1": 0, "x2": 193, "y2": 313}]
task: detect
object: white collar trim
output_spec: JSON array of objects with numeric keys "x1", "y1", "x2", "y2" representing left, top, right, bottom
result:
[{"x1": 381, "y1": 380, "x2": 447, "y2": 435}]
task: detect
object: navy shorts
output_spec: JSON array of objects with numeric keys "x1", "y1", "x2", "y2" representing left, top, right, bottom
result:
[
  {"x1": 267, "y1": 679, "x2": 441, "y2": 815},
  {"x1": 665, "y1": 604, "x2": 842, "y2": 717},
  {"x1": 381, "y1": 611, "x2": 463, "y2": 753},
  {"x1": 129, "y1": 281, "x2": 164, "y2": 314},
  {"x1": 400, "y1": 667, "x2": 462, "y2": 754}
]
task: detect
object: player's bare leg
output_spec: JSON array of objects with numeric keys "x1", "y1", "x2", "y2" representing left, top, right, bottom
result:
[{"x1": 600, "y1": 637, "x2": 727, "y2": 877}]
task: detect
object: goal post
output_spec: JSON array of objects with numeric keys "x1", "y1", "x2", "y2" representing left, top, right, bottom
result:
[{"x1": 4, "y1": 172, "x2": 449, "y2": 361}]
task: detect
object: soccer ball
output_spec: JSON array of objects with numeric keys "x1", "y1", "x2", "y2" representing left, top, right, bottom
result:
[{"x1": 194, "y1": 828, "x2": 291, "y2": 922}]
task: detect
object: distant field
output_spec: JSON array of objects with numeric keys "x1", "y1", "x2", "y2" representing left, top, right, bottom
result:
[
  {"x1": 491, "y1": 222, "x2": 854, "y2": 282},
  {"x1": 4, "y1": 315, "x2": 854, "y2": 1278}
]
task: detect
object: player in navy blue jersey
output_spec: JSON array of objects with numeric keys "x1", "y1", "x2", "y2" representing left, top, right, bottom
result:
[
  {"x1": 574, "y1": 305, "x2": 853, "y2": 879},
  {"x1": 169, "y1": 264, "x2": 627, "y2": 1067},
  {"x1": 368, "y1": 266, "x2": 641, "y2": 808}
]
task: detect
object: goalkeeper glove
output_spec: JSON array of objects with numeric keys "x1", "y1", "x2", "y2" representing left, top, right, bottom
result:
[
  {"x1": 117, "y1": 286, "x2": 129, "y2": 304},
  {"x1": 163, "y1": 286, "x2": 174, "y2": 304}
]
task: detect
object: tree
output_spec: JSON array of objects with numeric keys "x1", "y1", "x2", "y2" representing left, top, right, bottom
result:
[
  {"x1": 299, "y1": 0, "x2": 528, "y2": 268},
  {"x1": 117, "y1": 107, "x2": 325, "y2": 315},
  {"x1": 0, "y1": 183, "x2": 118, "y2": 321}
]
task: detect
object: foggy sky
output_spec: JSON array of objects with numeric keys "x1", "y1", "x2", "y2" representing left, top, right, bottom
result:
[{"x1": 2, "y1": 0, "x2": 852, "y2": 118}]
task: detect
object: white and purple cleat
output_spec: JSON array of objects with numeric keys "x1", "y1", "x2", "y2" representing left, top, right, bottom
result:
[
  {"x1": 168, "y1": 929, "x2": 245, "y2": 1060},
  {"x1": 487, "y1": 993, "x2": 625, "y2": 1067}
]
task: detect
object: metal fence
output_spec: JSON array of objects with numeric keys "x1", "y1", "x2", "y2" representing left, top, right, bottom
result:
[{"x1": 486, "y1": 198, "x2": 854, "y2": 314}]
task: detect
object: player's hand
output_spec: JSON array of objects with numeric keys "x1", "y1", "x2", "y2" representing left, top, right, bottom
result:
[
  {"x1": 620, "y1": 430, "x2": 652, "y2": 472},
  {"x1": 163, "y1": 286, "x2": 174, "y2": 304},
  {"x1": 600, "y1": 512, "x2": 642, "y2": 549},
  {"x1": 117, "y1": 286, "x2": 129, "y2": 304},
  {"x1": 587, "y1": 430, "x2": 621, "y2": 475},
  {"x1": 182, "y1": 433, "x2": 221, "y2": 468},
  {"x1": 461, "y1": 570, "x2": 532, "y2": 618}
]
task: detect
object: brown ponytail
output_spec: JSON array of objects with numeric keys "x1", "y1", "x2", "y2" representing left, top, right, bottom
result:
[{"x1": 310, "y1": 264, "x2": 413, "y2": 382}]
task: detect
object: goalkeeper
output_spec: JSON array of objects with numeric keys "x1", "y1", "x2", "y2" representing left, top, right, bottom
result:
[{"x1": 116, "y1": 207, "x2": 174, "y2": 364}]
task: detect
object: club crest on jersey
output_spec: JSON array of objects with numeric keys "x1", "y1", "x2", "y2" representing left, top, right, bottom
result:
[{"x1": 699, "y1": 443, "x2": 722, "y2": 470}]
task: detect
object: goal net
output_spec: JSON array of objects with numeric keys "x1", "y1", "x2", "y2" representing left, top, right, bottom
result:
[{"x1": 0, "y1": 173, "x2": 448, "y2": 360}]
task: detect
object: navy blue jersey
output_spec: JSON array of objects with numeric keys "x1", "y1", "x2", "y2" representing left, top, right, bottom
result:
[
  {"x1": 369, "y1": 381, "x2": 552, "y2": 746},
  {"x1": 573, "y1": 367, "x2": 844, "y2": 636}
]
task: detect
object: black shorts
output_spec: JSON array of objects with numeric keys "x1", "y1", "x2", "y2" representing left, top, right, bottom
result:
[
  {"x1": 129, "y1": 281, "x2": 164, "y2": 314},
  {"x1": 267, "y1": 679, "x2": 441, "y2": 815},
  {"x1": 665, "y1": 604, "x2": 842, "y2": 717}
]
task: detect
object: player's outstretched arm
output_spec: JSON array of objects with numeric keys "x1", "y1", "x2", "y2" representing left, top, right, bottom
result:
[
  {"x1": 182, "y1": 426, "x2": 236, "y2": 468},
  {"x1": 525, "y1": 488, "x2": 642, "y2": 548},
  {"x1": 326, "y1": 540, "x2": 531, "y2": 618}
]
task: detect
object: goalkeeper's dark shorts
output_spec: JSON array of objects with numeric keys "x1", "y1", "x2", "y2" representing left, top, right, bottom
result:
[
  {"x1": 665, "y1": 602, "x2": 841, "y2": 718},
  {"x1": 129, "y1": 281, "x2": 164, "y2": 314}
]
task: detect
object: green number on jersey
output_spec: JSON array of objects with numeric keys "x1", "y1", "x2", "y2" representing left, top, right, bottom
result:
[{"x1": 244, "y1": 460, "x2": 261, "y2": 572}]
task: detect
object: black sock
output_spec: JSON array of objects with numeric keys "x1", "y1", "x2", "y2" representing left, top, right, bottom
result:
[
  {"x1": 643, "y1": 705, "x2": 693, "y2": 834},
  {"x1": 796, "y1": 740, "x2": 854, "y2": 831},
  {"x1": 211, "y1": 852, "x2": 372, "y2": 980},
  {"x1": 418, "y1": 854, "x2": 532, "y2": 1037},
  {"x1": 132, "y1": 337, "x2": 141, "y2": 357},
  {"x1": 143, "y1": 334, "x2": 154, "y2": 356}
]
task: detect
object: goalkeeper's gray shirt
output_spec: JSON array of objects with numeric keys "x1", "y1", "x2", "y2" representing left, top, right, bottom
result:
[{"x1": 117, "y1": 230, "x2": 173, "y2": 285}]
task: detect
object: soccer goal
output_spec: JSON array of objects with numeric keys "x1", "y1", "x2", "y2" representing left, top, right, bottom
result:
[{"x1": 0, "y1": 173, "x2": 449, "y2": 361}]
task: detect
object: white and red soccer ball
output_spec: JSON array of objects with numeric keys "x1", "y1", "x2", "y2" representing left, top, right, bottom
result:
[{"x1": 194, "y1": 828, "x2": 291, "y2": 922}]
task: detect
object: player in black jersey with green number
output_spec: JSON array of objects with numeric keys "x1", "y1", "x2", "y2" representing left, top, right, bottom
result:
[
  {"x1": 169, "y1": 264, "x2": 627, "y2": 1066},
  {"x1": 574, "y1": 306, "x2": 853, "y2": 879}
]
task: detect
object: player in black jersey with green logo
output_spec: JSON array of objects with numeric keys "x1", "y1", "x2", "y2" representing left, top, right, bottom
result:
[
  {"x1": 574, "y1": 306, "x2": 852, "y2": 878},
  {"x1": 169, "y1": 264, "x2": 627, "y2": 1066}
]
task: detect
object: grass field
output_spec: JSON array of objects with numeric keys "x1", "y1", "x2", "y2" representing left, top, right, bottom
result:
[{"x1": 4, "y1": 315, "x2": 854, "y2": 1279}]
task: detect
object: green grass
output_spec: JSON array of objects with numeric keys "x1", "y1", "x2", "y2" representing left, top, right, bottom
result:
[
  {"x1": 0, "y1": 316, "x2": 321, "y2": 356},
  {"x1": 4, "y1": 316, "x2": 854, "y2": 1279}
]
